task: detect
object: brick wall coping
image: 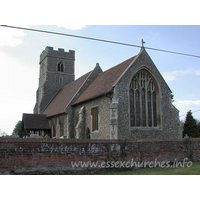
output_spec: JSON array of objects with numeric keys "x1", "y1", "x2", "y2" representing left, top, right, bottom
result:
[{"x1": 1, "y1": 137, "x2": 200, "y2": 144}]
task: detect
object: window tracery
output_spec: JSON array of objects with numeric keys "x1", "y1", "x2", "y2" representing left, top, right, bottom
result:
[{"x1": 129, "y1": 69, "x2": 159, "y2": 127}]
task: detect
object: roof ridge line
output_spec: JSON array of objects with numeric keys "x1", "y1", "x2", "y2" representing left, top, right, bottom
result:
[
  {"x1": 64, "y1": 65, "x2": 102, "y2": 111},
  {"x1": 42, "y1": 70, "x2": 94, "y2": 117},
  {"x1": 64, "y1": 71, "x2": 93, "y2": 110},
  {"x1": 41, "y1": 87, "x2": 62, "y2": 114},
  {"x1": 112, "y1": 51, "x2": 142, "y2": 87}
]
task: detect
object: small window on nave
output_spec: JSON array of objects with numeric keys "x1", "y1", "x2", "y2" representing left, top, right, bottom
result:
[
  {"x1": 59, "y1": 117, "x2": 64, "y2": 137},
  {"x1": 91, "y1": 107, "x2": 99, "y2": 131},
  {"x1": 52, "y1": 119, "x2": 56, "y2": 138}
]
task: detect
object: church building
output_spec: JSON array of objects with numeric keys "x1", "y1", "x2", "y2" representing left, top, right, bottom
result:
[{"x1": 22, "y1": 46, "x2": 182, "y2": 139}]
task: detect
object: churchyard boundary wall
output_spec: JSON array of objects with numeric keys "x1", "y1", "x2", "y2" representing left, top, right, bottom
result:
[{"x1": 0, "y1": 138, "x2": 200, "y2": 174}]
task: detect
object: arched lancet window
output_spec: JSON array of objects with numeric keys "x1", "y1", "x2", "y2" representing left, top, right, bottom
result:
[
  {"x1": 129, "y1": 69, "x2": 159, "y2": 127},
  {"x1": 57, "y1": 62, "x2": 64, "y2": 72},
  {"x1": 59, "y1": 77, "x2": 63, "y2": 85}
]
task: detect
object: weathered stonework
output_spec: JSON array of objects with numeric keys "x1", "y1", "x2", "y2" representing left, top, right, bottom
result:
[
  {"x1": 50, "y1": 115, "x2": 68, "y2": 138},
  {"x1": 115, "y1": 49, "x2": 182, "y2": 139},
  {"x1": 1, "y1": 138, "x2": 200, "y2": 174},
  {"x1": 110, "y1": 99, "x2": 118, "y2": 139},
  {"x1": 75, "y1": 106, "x2": 85, "y2": 139},
  {"x1": 31, "y1": 46, "x2": 181, "y2": 140},
  {"x1": 73, "y1": 96, "x2": 111, "y2": 139},
  {"x1": 34, "y1": 47, "x2": 75, "y2": 114}
]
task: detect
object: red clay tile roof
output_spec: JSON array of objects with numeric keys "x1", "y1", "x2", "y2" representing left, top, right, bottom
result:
[
  {"x1": 42, "y1": 71, "x2": 91, "y2": 117},
  {"x1": 22, "y1": 113, "x2": 50, "y2": 130},
  {"x1": 73, "y1": 55, "x2": 137, "y2": 105},
  {"x1": 42, "y1": 54, "x2": 137, "y2": 116}
]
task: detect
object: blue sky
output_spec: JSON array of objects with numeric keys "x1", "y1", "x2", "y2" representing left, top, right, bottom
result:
[{"x1": 0, "y1": 25, "x2": 200, "y2": 135}]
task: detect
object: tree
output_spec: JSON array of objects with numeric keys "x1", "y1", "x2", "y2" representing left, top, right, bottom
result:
[
  {"x1": 183, "y1": 110, "x2": 198, "y2": 138},
  {"x1": 197, "y1": 121, "x2": 200, "y2": 137},
  {"x1": 12, "y1": 121, "x2": 25, "y2": 137}
]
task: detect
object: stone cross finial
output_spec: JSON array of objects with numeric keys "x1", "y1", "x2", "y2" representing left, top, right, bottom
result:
[{"x1": 142, "y1": 39, "x2": 145, "y2": 47}]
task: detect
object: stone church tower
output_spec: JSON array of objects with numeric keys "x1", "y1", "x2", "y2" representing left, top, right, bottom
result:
[{"x1": 34, "y1": 46, "x2": 75, "y2": 114}]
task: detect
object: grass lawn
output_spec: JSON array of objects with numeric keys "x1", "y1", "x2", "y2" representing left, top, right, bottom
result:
[{"x1": 98, "y1": 161, "x2": 200, "y2": 175}]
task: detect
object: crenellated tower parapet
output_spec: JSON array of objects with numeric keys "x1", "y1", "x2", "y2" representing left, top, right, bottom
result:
[
  {"x1": 39, "y1": 46, "x2": 75, "y2": 64},
  {"x1": 34, "y1": 46, "x2": 75, "y2": 114}
]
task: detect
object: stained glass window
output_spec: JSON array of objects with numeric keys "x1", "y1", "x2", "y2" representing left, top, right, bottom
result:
[{"x1": 129, "y1": 69, "x2": 159, "y2": 127}]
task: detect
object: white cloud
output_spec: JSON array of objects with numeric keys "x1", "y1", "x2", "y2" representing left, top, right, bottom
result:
[
  {"x1": 137, "y1": 31, "x2": 160, "y2": 41},
  {"x1": 0, "y1": 26, "x2": 29, "y2": 47},
  {"x1": 162, "y1": 68, "x2": 200, "y2": 82},
  {"x1": 194, "y1": 70, "x2": 200, "y2": 76},
  {"x1": 173, "y1": 100, "x2": 200, "y2": 109},
  {"x1": 162, "y1": 72, "x2": 176, "y2": 81},
  {"x1": 149, "y1": 31, "x2": 160, "y2": 40},
  {"x1": 173, "y1": 100, "x2": 200, "y2": 120},
  {"x1": 0, "y1": 49, "x2": 38, "y2": 134},
  {"x1": 57, "y1": 25, "x2": 86, "y2": 30}
]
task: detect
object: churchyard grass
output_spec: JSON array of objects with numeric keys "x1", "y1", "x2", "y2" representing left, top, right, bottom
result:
[
  {"x1": 98, "y1": 161, "x2": 200, "y2": 175},
  {"x1": 12, "y1": 162, "x2": 200, "y2": 175}
]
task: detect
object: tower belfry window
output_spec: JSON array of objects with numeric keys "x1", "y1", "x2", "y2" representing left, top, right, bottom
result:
[
  {"x1": 129, "y1": 69, "x2": 159, "y2": 127},
  {"x1": 57, "y1": 62, "x2": 64, "y2": 72}
]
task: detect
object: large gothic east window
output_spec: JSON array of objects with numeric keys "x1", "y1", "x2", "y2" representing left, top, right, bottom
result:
[{"x1": 129, "y1": 69, "x2": 159, "y2": 127}]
